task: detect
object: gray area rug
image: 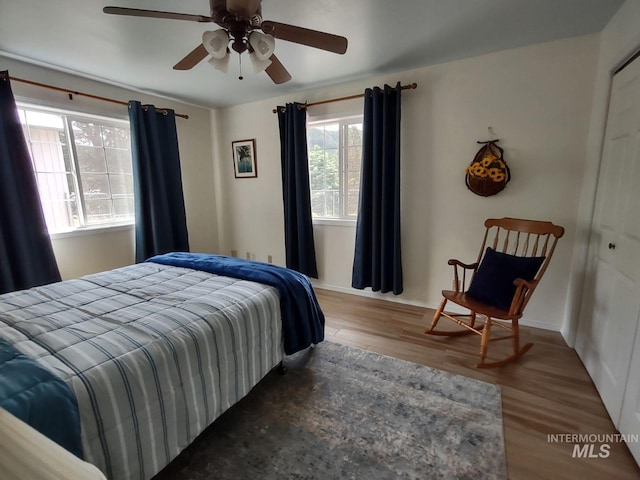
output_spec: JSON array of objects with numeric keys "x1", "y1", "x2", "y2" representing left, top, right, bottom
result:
[{"x1": 153, "y1": 341, "x2": 507, "y2": 480}]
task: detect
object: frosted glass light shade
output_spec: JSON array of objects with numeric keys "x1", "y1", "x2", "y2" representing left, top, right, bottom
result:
[
  {"x1": 202, "y1": 30, "x2": 229, "y2": 59},
  {"x1": 208, "y1": 53, "x2": 230, "y2": 73},
  {"x1": 248, "y1": 32, "x2": 275, "y2": 61},
  {"x1": 249, "y1": 51, "x2": 272, "y2": 72}
]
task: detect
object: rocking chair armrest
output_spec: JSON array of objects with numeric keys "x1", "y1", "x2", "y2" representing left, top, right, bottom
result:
[
  {"x1": 513, "y1": 278, "x2": 537, "y2": 289},
  {"x1": 447, "y1": 259, "x2": 479, "y2": 292},
  {"x1": 508, "y1": 278, "x2": 539, "y2": 314},
  {"x1": 447, "y1": 259, "x2": 479, "y2": 270}
]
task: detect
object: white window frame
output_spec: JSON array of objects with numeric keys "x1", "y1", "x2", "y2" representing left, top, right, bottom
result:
[
  {"x1": 307, "y1": 113, "x2": 363, "y2": 226},
  {"x1": 17, "y1": 102, "x2": 135, "y2": 236}
]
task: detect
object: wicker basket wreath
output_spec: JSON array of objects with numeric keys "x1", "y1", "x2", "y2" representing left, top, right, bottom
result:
[{"x1": 465, "y1": 139, "x2": 510, "y2": 197}]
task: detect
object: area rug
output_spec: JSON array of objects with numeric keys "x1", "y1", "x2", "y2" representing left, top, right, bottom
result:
[{"x1": 153, "y1": 341, "x2": 507, "y2": 480}]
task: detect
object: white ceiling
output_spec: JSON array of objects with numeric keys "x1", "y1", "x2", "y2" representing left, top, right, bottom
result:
[{"x1": 0, "y1": 0, "x2": 624, "y2": 109}]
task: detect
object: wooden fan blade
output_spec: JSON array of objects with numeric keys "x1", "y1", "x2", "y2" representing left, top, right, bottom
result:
[
  {"x1": 261, "y1": 21, "x2": 347, "y2": 54},
  {"x1": 103, "y1": 6, "x2": 213, "y2": 23},
  {"x1": 265, "y1": 54, "x2": 292, "y2": 84},
  {"x1": 226, "y1": 0, "x2": 262, "y2": 18},
  {"x1": 173, "y1": 44, "x2": 209, "y2": 70}
]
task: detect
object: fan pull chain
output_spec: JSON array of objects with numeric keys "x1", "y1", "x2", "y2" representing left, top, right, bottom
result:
[{"x1": 238, "y1": 53, "x2": 244, "y2": 81}]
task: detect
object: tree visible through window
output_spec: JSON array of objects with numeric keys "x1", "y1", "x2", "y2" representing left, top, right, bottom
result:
[
  {"x1": 18, "y1": 105, "x2": 134, "y2": 233},
  {"x1": 307, "y1": 115, "x2": 363, "y2": 219}
]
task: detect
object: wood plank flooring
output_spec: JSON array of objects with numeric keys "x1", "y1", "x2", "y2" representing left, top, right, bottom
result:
[{"x1": 315, "y1": 288, "x2": 640, "y2": 480}]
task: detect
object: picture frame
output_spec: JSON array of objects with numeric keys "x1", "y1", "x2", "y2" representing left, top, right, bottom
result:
[{"x1": 232, "y1": 139, "x2": 257, "y2": 178}]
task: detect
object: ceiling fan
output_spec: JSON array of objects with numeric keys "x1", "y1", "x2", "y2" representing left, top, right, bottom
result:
[{"x1": 103, "y1": 0, "x2": 348, "y2": 84}]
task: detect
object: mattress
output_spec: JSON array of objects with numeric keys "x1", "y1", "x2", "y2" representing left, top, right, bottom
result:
[{"x1": 0, "y1": 262, "x2": 285, "y2": 480}]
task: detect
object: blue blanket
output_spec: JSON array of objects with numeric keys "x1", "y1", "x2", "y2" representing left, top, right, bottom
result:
[
  {"x1": 148, "y1": 253, "x2": 325, "y2": 355},
  {"x1": 0, "y1": 338, "x2": 83, "y2": 458}
]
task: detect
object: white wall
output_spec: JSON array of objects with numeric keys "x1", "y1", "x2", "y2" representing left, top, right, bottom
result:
[
  {"x1": 3, "y1": 27, "x2": 616, "y2": 333},
  {"x1": 563, "y1": 0, "x2": 640, "y2": 346},
  {"x1": 213, "y1": 34, "x2": 599, "y2": 331},
  {"x1": 1, "y1": 55, "x2": 218, "y2": 279}
]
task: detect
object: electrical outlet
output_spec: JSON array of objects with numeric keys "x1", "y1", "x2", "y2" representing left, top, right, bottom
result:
[
  {"x1": 231, "y1": 250, "x2": 237, "y2": 257},
  {"x1": 267, "y1": 255, "x2": 273, "y2": 263},
  {"x1": 246, "y1": 252, "x2": 251, "y2": 260},
  {"x1": 251, "y1": 253, "x2": 256, "y2": 260}
]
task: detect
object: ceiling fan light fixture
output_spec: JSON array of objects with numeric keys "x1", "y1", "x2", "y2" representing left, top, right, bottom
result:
[
  {"x1": 248, "y1": 31, "x2": 275, "y2": 61},
  {"x1": 102, "y1": 2, "x2": 347, "y2": 85},
  {"x1": 208, "y1": 52, "x2": 230, "y2": 73},
  {"x1": 249, "y1": 51, "x2": 272, "y2": 73},
  {"x1": 202, "y1": 29, "x2": 230, "y2": 59}
]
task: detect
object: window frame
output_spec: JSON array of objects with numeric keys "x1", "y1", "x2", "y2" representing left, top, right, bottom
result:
[
  {"x1": 307, "y1": 112, "x2": 363, "y2": 225},
  {"x1": 17, "y1": 102, "x2": 135, "y2": 236}
]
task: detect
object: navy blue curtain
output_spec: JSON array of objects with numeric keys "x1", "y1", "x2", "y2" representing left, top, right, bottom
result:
[
  {"x1": 0, "y1": 71, "x2": 61, "y2": 294},
  {"x1": 352, "y1": 83, "x2": 403, "y2": 294},
  {"x1": 129, "y1": 101, "x2": 189, "y2": 263},
  {"x1": 277, "y1": 103, "x2": 318, "y2": 278}
]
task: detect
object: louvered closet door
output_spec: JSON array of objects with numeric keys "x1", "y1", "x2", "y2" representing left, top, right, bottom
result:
[{"x1": 575, "y1": 52, "x2": 640, "y2": 466}]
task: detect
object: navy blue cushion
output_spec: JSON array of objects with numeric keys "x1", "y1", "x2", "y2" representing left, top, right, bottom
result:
[{"x1": 466, "y1": 247, "x2": 545, "y2": 311}]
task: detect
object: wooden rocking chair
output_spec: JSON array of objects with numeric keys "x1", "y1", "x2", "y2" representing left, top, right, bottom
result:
[{"x1": 425, "y1": 217, "x2": 564, "y2": 368}]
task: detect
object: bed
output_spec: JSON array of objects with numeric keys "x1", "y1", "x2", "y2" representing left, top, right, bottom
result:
[{"x1": 0, "y1": 253, "x2": 324, "y2": 480}]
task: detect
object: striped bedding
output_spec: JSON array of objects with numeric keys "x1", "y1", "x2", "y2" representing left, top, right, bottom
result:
[{"x1": 0, "y1": 262, "x2": 284, "y2": 480}]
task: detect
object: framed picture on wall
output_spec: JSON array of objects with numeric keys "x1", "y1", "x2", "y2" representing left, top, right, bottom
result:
[{"x1": 232, "y1": 139, "x2": 257, "y2": 178}]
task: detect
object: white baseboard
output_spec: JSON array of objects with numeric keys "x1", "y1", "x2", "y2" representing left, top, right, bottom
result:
[
  {"x1": 311, "y1": 280, "x2": 559, "y2": 332},
  {"x1": 310, "y1": 280, "x2": 431, "y2": 308}
]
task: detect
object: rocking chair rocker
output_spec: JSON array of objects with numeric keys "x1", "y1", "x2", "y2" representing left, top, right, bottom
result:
[{"x1": 425, "y1": 217, "x2": 564, "y2": 368}]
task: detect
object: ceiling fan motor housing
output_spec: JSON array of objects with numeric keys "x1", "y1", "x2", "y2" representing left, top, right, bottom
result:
[{"x1": 211, "y1": 0, "x2": 263, "y2": 54}]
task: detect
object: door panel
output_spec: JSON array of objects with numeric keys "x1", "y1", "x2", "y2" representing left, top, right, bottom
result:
[
  {"x1": 595, "y1": 134, "x2": 626, "y2": 236},
  {"x1": 619, "y1": 131, "x2": 640, "y2": 281},
  {"x1": 579, "y1": 260, "x2": 638, "y2": 422},
  {"x1": 576, "y1": 53, "x2": 640, "y2": 467},
  {"x1": 620, "y1": 308, "x2": 640, "y2": 464}
]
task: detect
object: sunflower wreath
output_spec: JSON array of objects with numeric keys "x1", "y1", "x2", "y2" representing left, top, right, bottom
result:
[{"x1": 465, "y1": 139, "x2": 510, "y2": 197}]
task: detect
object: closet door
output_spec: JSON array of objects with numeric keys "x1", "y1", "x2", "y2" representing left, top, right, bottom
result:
[
  {"x1": 620, "y1": 317, "x2": 640, "y2": 464},
  {"x1": 575, "y1": 53, "x2": 640, "y2": 437}
]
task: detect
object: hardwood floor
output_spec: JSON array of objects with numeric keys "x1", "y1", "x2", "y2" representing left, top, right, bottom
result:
[{"x1": 315, "y1": 288, "x2": 640, "y2": 480}]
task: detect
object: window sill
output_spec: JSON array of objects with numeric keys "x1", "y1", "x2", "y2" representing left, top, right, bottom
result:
[
  {"x1": 49, "y1": 223, "x2": 134, "y2": 240},
  {"x1": 312, "y1": 218, "x2": 357, "y2": 227}
]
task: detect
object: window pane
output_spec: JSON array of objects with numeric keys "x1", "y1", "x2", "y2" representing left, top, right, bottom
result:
[
  {"x1": 113, "y1": 197, "x2": 135, "y2": 218},
  {"x1": 19, "y1": 105, "x2": 134, "y2": 232},
  {"x1": 81, "y1": 174, "x2": 111, "y2": 199},
  {"x1": 71, "y1": 121, "x2": 103, "y2": 146},
  {"x1": 102, "y1": 125, "x2": 130, "y2": 149},
  {"x1": 76, "y1": 145, "x2": 107, "y2": 173},
  {"x1": 307, "y1": 118, "x2": 362, "y2": 219},
  {"x1": 85, "y1": 198, "x2": 114, "y2": 225},
  {"x1": 71, "y1": 117, "x2": 134, "y2": 226},
  {"x1": 308, "y1": 122, "x2": 340, "y2": 218},
  {"x1": 30, "y1": 134, "x2": 67, "y2": 172},
  {"x1": 308, "y1": 126, "x2": 326, "y2": 149},
  {"x1": 109, "y1": 174, "x2": 134, "y2": 196},
  {"x1": 323, "y1": 123, "x2": 339, "y2": 148},
  {"x1": 346, "y1": 191, "x2": 360, "y2": 217},
  {"x1": 35, "y1": 172, "x2": 78, "y2": 231},
  {"x1": 309, "y1": 146, "x2": 339, "y2": 218},
  {"x1": 347, "y1": 123, "x2": 363, "y2": 146},
  {"x1": 21, "y1": 110, "x2": 79, "y2": 233},
  {"x1": 346, "y1": 146, "x2": 361, "y2": 175},
  {"x1": 26, "y1": 110, "x2": 64, "y2": 130},
  {"x1": 346, "y1": 171, "x2": 360, "y2": 216},
  {"x1": 106, "y1": 148, "x2": 133, "y2": 173}
]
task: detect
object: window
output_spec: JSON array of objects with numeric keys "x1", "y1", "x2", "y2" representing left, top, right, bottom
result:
[
  {"x1": 17, "y1": 105, "x2": 135, "y2": 234},
  {"x1": 307, "y1": 115, "x2": 363, "y2": 220}
]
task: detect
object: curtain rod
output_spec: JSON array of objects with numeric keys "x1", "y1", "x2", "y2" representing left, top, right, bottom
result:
[
  {"x1": 5, "y1": 75, "x2": 189, "y2": 120},
  {"x1": 272, "y1": 82, "x2": 417, "y2": 114}
]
